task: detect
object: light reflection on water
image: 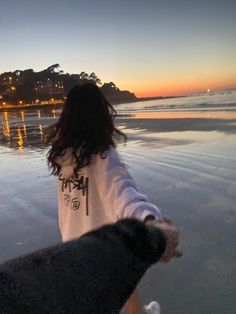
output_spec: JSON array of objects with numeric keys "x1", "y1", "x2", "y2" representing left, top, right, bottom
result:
[
  {"x1": 1, "y1": 108, "x2": 236, "y2": 152},
  {"x1": 17, "y1": 127, "x2": 23, "y2": 151},
  {"x1": 0, "y1": 108, "x2": 60, "y2": 151}
]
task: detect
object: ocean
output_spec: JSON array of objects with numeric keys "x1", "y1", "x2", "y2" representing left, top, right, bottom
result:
[{"x1": 117, "y1": 89, "x2": 236, "y2": 113}]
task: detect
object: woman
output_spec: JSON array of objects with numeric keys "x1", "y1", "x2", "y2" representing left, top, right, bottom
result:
[{"x1": 46, "y1": 83, "x2": 180, "y2": 314}]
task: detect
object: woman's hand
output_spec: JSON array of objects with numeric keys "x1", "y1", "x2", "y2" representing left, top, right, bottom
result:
[{"x1": 146, "y1": 217, "x2": 183, "y2": 263}]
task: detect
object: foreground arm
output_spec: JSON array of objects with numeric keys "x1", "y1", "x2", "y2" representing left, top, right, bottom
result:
[
  {"x1": 0, "y1": 219, "x2": 166, "y2": 314},
  {"x1": 123, "y1": 219, "x2": 183, "y2": 314}
]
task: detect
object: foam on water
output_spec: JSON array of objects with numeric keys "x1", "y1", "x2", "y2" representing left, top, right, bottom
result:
[{"x1": 116, "y1": 89, "x2": 236, "y2": 114}]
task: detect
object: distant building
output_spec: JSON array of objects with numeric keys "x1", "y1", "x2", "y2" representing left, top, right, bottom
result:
[{"x1": 34, "y1": 79, "x2": 64, "y2": 99}]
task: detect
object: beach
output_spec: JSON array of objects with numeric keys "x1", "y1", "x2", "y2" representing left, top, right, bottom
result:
[{"x1": 0, "y1": 94, "x2": 236, "y2": 313}]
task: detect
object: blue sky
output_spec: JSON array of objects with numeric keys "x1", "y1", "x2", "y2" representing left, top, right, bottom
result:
[{"x1": 1, "y1": 0, "x2": 236, "y2": 96}]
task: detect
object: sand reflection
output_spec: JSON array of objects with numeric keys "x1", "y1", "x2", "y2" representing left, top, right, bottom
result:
[
  {"x1": 17, "y1": 127, "x2": 24, "y2": 151},
  {"x1": 124, "y1": 111, "x2": 236, "y2": 120},
  {"x1": 21, "y1": 111, "x2": 25, "y2": 122},
  {"x1": 23, "y1": 124, "x2": 27, "y2": 136},
  {"x1": 3, "y1": 112, "x2": 11, "y2": 136}
]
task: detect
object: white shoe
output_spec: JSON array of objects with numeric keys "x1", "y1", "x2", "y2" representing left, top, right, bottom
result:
[{"x1": 144, "y1": 301, "x2": 161, "y2": 314}]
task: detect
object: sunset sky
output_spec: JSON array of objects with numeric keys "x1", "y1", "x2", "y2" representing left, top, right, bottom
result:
[{"x1": 0, "y1": 0, "x2": 236, "y2": 97}]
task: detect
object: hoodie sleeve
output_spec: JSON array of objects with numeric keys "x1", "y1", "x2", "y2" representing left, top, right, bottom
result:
[{"x1": 94, "y1": 148, "x2": 162, "y2": 221}]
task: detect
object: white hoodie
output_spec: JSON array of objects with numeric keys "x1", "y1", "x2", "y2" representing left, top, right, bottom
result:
[{"x1": 57, "y1": 147, "x2": 162, "y2": 242}]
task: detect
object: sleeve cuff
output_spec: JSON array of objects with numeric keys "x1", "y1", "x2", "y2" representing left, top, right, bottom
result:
[{"x1": 133, "y1": 206, "x2": 163, "y2": 222}]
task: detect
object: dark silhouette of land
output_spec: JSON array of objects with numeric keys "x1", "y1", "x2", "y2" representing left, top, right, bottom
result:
[
  {"x1": 0, "y1": 64, "x2": 183, "y2": 110},
  {"x1": 0, "y1": 64, "x2": 137, "y2": 107}
]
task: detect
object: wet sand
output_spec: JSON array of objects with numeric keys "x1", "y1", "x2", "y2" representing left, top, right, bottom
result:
[
  {"x1": 0, "y1": 110, "x2": 236, "y2": 313},
  {"x1": 118, "y1": 127, "x2": 236, "y2": 314}
]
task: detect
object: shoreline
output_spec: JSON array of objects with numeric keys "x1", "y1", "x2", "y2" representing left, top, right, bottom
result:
[{"x1": 0, "y1": 95, "x2": 185, "y2": 112}]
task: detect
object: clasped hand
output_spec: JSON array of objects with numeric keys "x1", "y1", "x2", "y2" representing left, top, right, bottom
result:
[{"x1": 147, "y1": 217, "x2": 183, "y2": 263}]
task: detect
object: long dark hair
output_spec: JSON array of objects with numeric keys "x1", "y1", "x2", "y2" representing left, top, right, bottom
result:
[{"x1": 46, "y1": 83, "x2": 126, "y2": 176}]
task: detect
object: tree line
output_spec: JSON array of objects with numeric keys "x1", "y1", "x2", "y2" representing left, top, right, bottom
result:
[{"x1": 0, "y1": 64, "x2": 137, "y2": 105}]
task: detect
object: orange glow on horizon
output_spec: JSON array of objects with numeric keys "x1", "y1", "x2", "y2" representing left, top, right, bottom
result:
[
  {"x1": 133, "y1": 80, "x2": 236, "y2": 97},
  {"x1": 117, "y1": 71, "x2": 236, "y2": 97}
]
